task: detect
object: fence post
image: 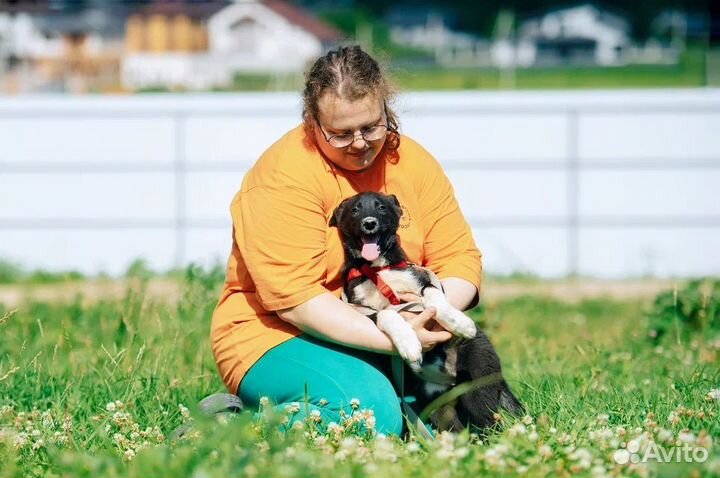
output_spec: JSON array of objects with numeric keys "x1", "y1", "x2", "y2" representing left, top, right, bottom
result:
[
  {"x1": 567, "y1": 110, "x2": 580, "y2": 277},
  {"x1": 174, "y1": 113, "x2": 186, "y2": 269}
]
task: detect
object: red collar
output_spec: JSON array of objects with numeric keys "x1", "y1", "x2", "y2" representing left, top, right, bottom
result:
[{"x1": 346, "y1": 261, "x2": 409, "y2": 305}]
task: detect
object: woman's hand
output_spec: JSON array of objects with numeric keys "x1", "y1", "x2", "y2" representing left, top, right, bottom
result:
[{"x1": 399, "y1": 305, "x2": 452, "y2": 352}]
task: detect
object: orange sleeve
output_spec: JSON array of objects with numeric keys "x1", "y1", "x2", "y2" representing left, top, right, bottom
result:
[
  {"x1": 232, "y1": 180, "x2": 330, "y2": 311},
  {"x1": 414, "y1": 144, "x2": 483, "y2": 292}
]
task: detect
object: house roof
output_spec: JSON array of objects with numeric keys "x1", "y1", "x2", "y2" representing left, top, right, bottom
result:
[
  {"x1": 138, "y1": 0, "x2": 229, "y2": 19},
  {"x1": 136, "y1": 0, "x2": 342, "y2": 42},
  {"x1": 262, "y1": 0, "x2": 342, "y2": 43}
]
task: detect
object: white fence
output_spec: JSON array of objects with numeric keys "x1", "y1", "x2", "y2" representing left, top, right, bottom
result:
[{"x1": 1, "y1": 89, "x2": 719, "y2": 278}]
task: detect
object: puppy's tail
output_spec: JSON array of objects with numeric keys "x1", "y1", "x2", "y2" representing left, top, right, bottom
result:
[{"x1": 499, "y1": 384, "x2": 524, "y2": 416}]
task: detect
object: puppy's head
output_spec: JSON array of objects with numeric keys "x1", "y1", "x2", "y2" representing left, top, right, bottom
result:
[{"x1": 330, "y1": 192, "x2": 403, "y2": 262}]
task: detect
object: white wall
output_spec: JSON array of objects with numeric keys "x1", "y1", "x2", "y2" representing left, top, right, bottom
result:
[{"x1": 0, "y1": 90, "x2": 718, "y2": 278}]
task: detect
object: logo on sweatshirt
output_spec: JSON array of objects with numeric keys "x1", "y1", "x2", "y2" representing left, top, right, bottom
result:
[{"x1": 399, "y1": 205, "x2": 411, "y2": 229}]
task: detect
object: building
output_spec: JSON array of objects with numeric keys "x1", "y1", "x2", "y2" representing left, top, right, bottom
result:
[
  {"x1": 386, "y1": 6, "x2": 491, "y2": 68},
  {"x1": 121, "y1": 0, "x2": 343, "y2": 91},
  {"x1": 0, "y1": 0, "x2": 131, "y2": 93},
  {"x1": 515, "y1": 3, "x2": 631, "y2": 67}
]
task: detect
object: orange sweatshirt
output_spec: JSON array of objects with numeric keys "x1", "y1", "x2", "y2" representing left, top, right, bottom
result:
[{"x1": 211, "y1": 125, "x2": 482, "y2": 394}]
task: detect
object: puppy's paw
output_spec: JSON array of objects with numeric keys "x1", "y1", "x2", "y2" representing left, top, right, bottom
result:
[
  {"x1": 394, "y1": 335, "x2": 423, "y2": 366},
  {"x1": 437, "y1": 309, "x2": 477, "y2": 339},
  {"x1": 408, "y1": 360, "x2": 423, "y2": 374}
]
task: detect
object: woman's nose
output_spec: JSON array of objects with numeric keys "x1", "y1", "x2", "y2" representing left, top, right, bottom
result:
[{"x1": 349, "y1": 132, "x2": 368, "y2": 149}]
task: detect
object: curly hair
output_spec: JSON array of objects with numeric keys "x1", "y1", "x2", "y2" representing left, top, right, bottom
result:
[{"x1": 302, "y1": 45, "x2": 400, "y2": 153}]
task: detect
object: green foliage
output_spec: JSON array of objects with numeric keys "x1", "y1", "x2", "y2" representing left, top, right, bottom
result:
[
  {"x1": 0, "y1": 260, "x2": 24, "y2": 284},
  {"x1": 0, "y1": 259, "x2": 86, "y2": 285},
  {"x1": 647, "y1": 279, "x2": 720, "y2": 343},
  {"x1": 124, "y1": 259, "x2": 154, "y2": 281},
  {"x1": 1, "y1": 279, "x2": 719, "y2": 477}
]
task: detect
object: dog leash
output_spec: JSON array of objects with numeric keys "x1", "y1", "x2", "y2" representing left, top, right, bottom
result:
[{"x1": 391, "y1": 354, "x2": 435, "y2": 441}]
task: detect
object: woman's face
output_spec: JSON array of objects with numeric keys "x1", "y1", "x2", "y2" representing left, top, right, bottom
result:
[{"x1": 313, "y1": 93, "x2": 387, "y2": 172}]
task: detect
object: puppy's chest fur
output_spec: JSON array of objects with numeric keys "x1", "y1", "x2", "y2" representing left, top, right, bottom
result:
[{"x1": 345, "y1": 266, "x2": 435, "y2": 311}]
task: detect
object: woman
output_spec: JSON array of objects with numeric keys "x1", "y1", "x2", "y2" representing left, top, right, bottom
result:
[{"x1": 211, "y1": 45, "x2": 482, "y2": 435}]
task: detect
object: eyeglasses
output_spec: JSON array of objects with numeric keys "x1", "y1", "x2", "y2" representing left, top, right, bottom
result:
[{"x1": 315, "y1": 115, "x2": 391, "y2": 149}]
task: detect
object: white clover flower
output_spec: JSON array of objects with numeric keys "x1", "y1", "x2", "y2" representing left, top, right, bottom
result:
[
  {"x1": 288, "y1": 402, "x2": 300, "y2": 414},
  {"x1": 310, "y1": 409, "x2": 322, "y2": 422},
  {"x1": 657, "y1": 428, "x2": 674, "y2": 443},
  {"x1": 596, "y1": 413, "x2": 610, "y2": 425},
  {"x1": 124, "y1": 449, "x2": 135, "y2": 460},
  {"x1": 52, "y1": 431, "x2": 68, "y2": 446},
  {"x1": 340, "y1": 437, "x2": 357, "y2": 450},
  {"x1": 538, "y1": 444, "x2": 553, "y2": 458},
  {"x1": 178, "y1": 404, "x2": 190, "y2": 419},
  {"x1": 706, "y1": 389, "x2": 720, "y2": 402},
  {"x1": 314, "y1": 436, "x2": 327, "y2": 446},
  {"x1": 528, "y1": 431, "x2": 539, "y2": 442},
  {"x1": 349, "y1": 398, "x2": 360, "y2": 409},
  {"x1": 508, "y1": 423, "x2": 527, "y2": 437},
  {"x1": 677, "y1": 430, "x2": 695, "y2": 444},
  {"x1": 13, "y1": 432, "x2": 28, "y2": 449},
  {"x1": 570, "y1": 447, "x2": 592, "y2": 462},
  {"x1": 114, "y1": 400, "x2": 124, "y2": 410},
  {"x1": 667, "y1": 411, "x2": 680, "y2": 425},
  {"x1": 318, "y1": 398, "x2": 328, "y2": 406},
  {"x1": 327, "y1": 422, "x2": 342, "y2": 434},
  {"x1": 259, "y1": 396, "x2": 270, "y2": 408},
  {"x1": 549, "y1": 427, "x2": 557, "y2": 434},
  {"x1": 455, "y1": 447, "x2": 470, "y2": 458},
  {"x1": 484, "y1": 444, "x2": 509, "y2": 467},
  {"x1": 292, "y1": 420, "x2": 304, "y2": 430},
  {"x1": 406, "y1": 441, "x2": 421, "y2": 453},
  {"x1": 106, "y1": 402, "x2": 116, "y2": 413},
  {"x1": 591, "y1": 464, "x2": 608, "y2": 478},
  {"x1": 522, "y1": 415, "x2": 534, "y2": 425}
]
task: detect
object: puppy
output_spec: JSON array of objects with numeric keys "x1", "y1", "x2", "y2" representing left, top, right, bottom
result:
[
  {"x1": 330, "y1": 191, "x2": 523, "y2": 431},
  {"x1": 405, "y1": 331, "x2": 524, "y2": 431},
  {"x1": 329, "y1": 191, "x2": 477, "y2": 371}
]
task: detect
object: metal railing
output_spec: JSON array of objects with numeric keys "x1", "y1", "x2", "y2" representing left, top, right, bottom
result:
[{"x1": 1, "y1": 92, "x2": 719, "y2": 275}]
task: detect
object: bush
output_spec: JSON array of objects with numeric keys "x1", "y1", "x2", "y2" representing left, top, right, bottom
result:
[{"x1": 646, "y1": 279, "x2": 720, "y2": 342}]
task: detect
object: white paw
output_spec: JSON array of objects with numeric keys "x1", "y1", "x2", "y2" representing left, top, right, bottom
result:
[
  {"x1": 437, "y1": 308, "x2": 477, "y2": 339},
  {"x1": 394, "y1": 335, "x2": 423, "y2": 366}
]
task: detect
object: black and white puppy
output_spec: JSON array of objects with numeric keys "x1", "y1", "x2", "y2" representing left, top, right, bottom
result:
[
  {"x1": 330, "y1": 192, "x2": 523, "y2": 431},
  {"x1": 329, "y1": 191, "x2": 477, "y2": 371}
]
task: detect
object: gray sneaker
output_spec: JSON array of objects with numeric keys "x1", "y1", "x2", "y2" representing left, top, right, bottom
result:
[{"x1": 171, "y1": 393, "x2": 244, "y2": 439}]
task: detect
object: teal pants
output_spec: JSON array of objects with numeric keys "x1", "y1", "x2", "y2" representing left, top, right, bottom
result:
[{"x1": 238, "y1": 335, "x2": 403, "y2": 435}]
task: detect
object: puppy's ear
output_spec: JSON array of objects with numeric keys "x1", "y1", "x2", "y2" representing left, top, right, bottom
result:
[
  {"x1": 388, "y1": 194, "x2": 403, "y2": 217},
  {"x1": 329, "y1": 199, "x2": 347, "y2": 228}
]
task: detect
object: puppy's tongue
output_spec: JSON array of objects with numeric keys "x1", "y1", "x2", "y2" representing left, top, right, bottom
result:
[{"x1": 361, "y1": 240, "x2": 380, "y2": 261}]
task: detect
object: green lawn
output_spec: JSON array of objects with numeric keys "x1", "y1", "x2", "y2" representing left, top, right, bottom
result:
[
  {"x1": 391, "y1": 47, "x2": 707, "y2": 90},
  {"x1": 0, "y1": 272, "x2": 718, "y2": 477},
  {"x1": 216, "y1": 47, "x2": 709, "y2": 92}
]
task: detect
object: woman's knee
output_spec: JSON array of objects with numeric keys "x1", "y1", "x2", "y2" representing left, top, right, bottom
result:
[{"x1": 339, "y1": 369, "x2": 402, "y2": 435}]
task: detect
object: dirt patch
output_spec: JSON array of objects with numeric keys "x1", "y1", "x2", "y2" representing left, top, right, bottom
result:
[
  {"x1": 0, "y1": 279, "x2": 183, "y2": 308},
  {"x1": 482, "y1": 278, "x2": 680, "y2": 304},
  {"x1": 0, "y1": 278, "x2": 681, "y2": 309}
]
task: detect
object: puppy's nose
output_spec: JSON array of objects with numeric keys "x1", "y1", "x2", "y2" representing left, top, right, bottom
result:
[{"x1": 361, "y1": 217, "x2": 378, "y2": 233}]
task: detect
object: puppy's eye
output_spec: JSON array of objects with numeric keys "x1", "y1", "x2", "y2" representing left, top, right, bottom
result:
[
  {"x1": 350, "y1": 207, "x2": 360, "y2": 215},
  {"x1": 377, "y1": 205, "x2": 386, "y2": 212}
]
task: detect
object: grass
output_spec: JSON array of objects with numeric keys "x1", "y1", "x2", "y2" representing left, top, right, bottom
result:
[
  {"x1": 0, "y1": 270, "x2": 719, "y2": 477},
  {"x1": 138, "y1": 46, "x2": 709, "y2": 93},
  {"x1": 391, "y1": 46, "x2": 707, "y2": 90}
]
